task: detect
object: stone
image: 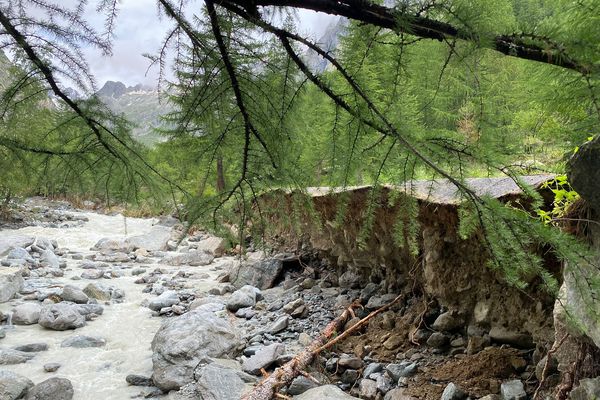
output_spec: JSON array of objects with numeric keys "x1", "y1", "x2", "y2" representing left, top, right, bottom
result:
[
  {"x1": 149, "y1": 290, "x2": 180, "y2": 312},
  {"x1": 441, "y1": 383, "x2": 466, "y2": 400},
  {"x1": 466, "y1": 335, "x2": 489, "y2": 355},
  {"x1": 338, "y1": 355, "x2": 363, "y2": 370},
  {"x1": 24, "y1": 377, "x2": 74, "y2": 400},
  {"x1": 383, "y1": 334, "x2": 404, "y2": 350},
  {"x1": 151, "y1": 308, "x2": 241, "y2": 391},
  {"x1": 127, "y1": 226, "x2": 172, "y2": 251},
  {"x1": 192, "y1": 362, "x2": 249, "y2": 400},
  {"x1": 38, "y1": 303, "x2": 85, "y2": 330},
  {"x1": 432, "y1": 311, "x2": 463, "y2": 332},
  {"x1": 489, "y1": 327, "x2": 533, "y2": 348},
  {"x1": 44, "y1": 363, "x2": 61, "y2": 372},
  {"x1": 162, "y1": 250, "x2": 214, "y2": 266},
  {"x1": 12, "y1": 302, "x2": 42, "y2": 325},
  {"x1": 288, "y1": 376, "x2": 319, "y2": 395},
  {"x1": 61, "y1": 335, "x2": 106, "y2": 348},
  {"x1": 340, "y1": 369, "x2": 359, "y2": 384},
  {"x1": 6, "y1": 247, "x2": 33, "y2": 262},
  {"x1": 126, "y1": 374, "x2": 153, "y2": 386},
  {"x1": 269, "y1": 315, "x2": 289, "y2": 334},
  {"x1": 229, "y1": 259, "x2": 283, "y2": 290},
  {"x1": 500, "y1": 380, "x2": 526, "y2": 400},
  {"x1": 80, "y1": 270, "x2": 104, "y2": 279},
  {"x1": 360, "y1": 379, "x2": 378, "y2": 399},
  {"x1": 0, "y1": 349, "x2": 36, "y2": 364},
  {"x1": 0, "y1": 370, "x2": 34, "y2": 400},
  {"x1": 60, "y1": 285, "x2": 88, "y2": 304},
  {"x1": 242, "y1": 343, "x2": 285, "y2": 375},
  {"x1": 295, "y1": 385, "x2": 359, "y2": 399},
  {"x1": 226, "y1": 286, "x2": 258, "y2": 312},
  {"x1": 82, "y1": 283, "x2": 111, "y2": 301},
  {"x1": 0, "y1": 267, "x2": 24, "y2": 303},
  {"x1": 427, "y1": 332, "x2": 449, "y2": 348},
  {"x1": 363, "y1": 363, "x2": 383, "y2": 378},
  {"x1": 384, "y1": 388, "x2": 418, "y2": 400},
  {"x1": 92, "y1": 238, "x2": 133, "y2": 253},
  {"x1": 386, "y1": 362, "x2": 417, "y2": 380},
  {"x1": 14, "y1": 343, "x2": 48, "y2": 352},
  {"x1": 570, "y1": 377, "x2": 600, "y2": 400},
  {"x1": 338, "y1": 270, "x2": 361, "y2": 289},
  {"x1": 196, "y1": 236, "x2": 226, "y2": 257},
  {"x1": 76, "y1": 303, "x2": 104, "y2": 317},
  {"x1": 39, "y1": 250, "x2": 59, "y2": 269}
]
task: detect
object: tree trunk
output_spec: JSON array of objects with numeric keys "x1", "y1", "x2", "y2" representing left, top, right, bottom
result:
[{"x1": 216, "y1": 155, "x2": 226, "y2": 193}]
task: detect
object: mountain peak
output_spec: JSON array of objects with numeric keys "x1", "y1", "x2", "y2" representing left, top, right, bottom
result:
[{"x1": 97, "y1": 81, "x2": 154, "y2": 98}]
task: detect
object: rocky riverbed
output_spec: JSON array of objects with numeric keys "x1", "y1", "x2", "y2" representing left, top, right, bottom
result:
[{"x1": 0, "y1": 198, "x2": 574, "y2": 400}]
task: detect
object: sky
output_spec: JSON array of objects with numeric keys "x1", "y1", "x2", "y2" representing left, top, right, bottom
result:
[{"x1": 68, "y1": 1, "x2": 337, "y2": 87}]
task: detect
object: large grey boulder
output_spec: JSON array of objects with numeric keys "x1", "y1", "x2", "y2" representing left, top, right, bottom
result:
[
  {"x1": 229, "y1": 259, "x2": 282, "y2": 290},
  {"x1": 0, "y1": 267, "x2": 23, "y2": 303},
  {"x1": 151, "y1": 309, "x2": 242, "y2": 391},
  {"x1": 38, "y1": 303, "x2": 85, "y2": 331},
  {"x1": 294, "y1": 385, "x2": 359, "y2": 399},
  {"x1": 39, "y1": 250, "x2": 59, "y2": 269},
  {"x1": 570, "y1": 377, "x2": 600, "y2": 400},
  {"x1": 192, "y1": 363, "x2": 250, "y2": 400},
  {"x1": 127, "y1": 226, "x2": 172, "y2": 251},
  {"x1": 0, "y1": 370, "x2": 34, "y2": 400},
  {"x1": 0, "y1": 235, "x2": 34, "y2": 257},
  {"x1": 162, "y1": 250, "x2": 214, "y2": 267},
  {"x1": 6, "y1": 248, "x2": 33, "y2": 263},
  {"x1": 24, "y1": 377, "x2": 73, "y2": 400},
  {"x1": 92, "y1": 238, "x2": 133, "y2": 253},
  {"x1": 12, "y1": 303, "x2": 42, "y2": 325},
  {"x1": 226, "y1": 285, "x2": 258, "y2": 312},
  {"x1": 148, "y1": 291, "x2": 180, "y2": 312},
  {"x1": 196, "y1": 237, "x2": 226, "y2": 257}
]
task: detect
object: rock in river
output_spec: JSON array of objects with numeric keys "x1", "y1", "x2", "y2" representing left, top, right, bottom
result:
[
  {"x1": 38, "y1": 303, "x2": 85, "y2": 331},
  {"x1": 12, "y1": 303, "x2": 42, "y2": 325},
  {"x1": 0, "y1": 370, "x2": 34, "y2": 400},
  {"x1": 24, "y1": 377, "x2": 74, "y2": 400}
]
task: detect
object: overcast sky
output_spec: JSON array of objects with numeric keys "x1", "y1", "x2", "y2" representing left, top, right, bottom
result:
[{"x1": 72, "y1": 1, "x2": 337, "y2": 87}]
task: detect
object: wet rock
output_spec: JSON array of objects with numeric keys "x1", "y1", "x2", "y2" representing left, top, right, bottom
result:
[
  {"x1": 0, "y1": 370, "x2": 34, "y2": 399},
  {"x1": 500, "y1": 380, "x2": 526, "y2": 400},
  {"x1": 61, "y1": 335, "x2": 106, "y2": 348},
  {"x1": 126, "y1": 374, "x2": 153, "y2": 386},
  {"x1": 441, "y1": 383, "x2": 467, "y2": 400},
  {"x1": 39, "y1": 250, "x2": 59, "y2": 269},
  {"x1": 76, "y1": 303, "x2": 104, "y2": 317},
  {"x1": 6, "y1": 247, "x2": 33, "y2": 263},
  {"x1": 360, "y1": 379, "x2": 378, "y2": 399},
  {"x1": 14, "y1": 343, "x2": 48, "y2": 352},
  {"x1": 12, "y1": 302, "x2": 42, "y2": 325},
  {"x1": 0, "y1": 348, "x2": 35, "y2": 364},
  {"x1": 149, "y1": 290, "x2": 180, "y2": 312},
  {"x1": 269, "y1": 315, "x2": 289, "y2": 334},
  {"x1": 82, "y1": 283, "x2": 111, "y2": 301},
  {"x1": 44, "y1": 363, "x2": 61, "y2": 372},
  {"x1": 151, "y1": 308, "x2": 241, "y2": 391},
  {"x1": 489, "y1": 327, "x2": 533, "y2": 348},
  {"x1": 193, "y1": 362, "x2": 250, "y2": 400},
  {"x1": 60, "y1": 285, "x2": 88, "y2": 304},
  {"x1": 39, "y1": 303, "x2": 85, "y2": 330},
  {"x1": 288, "y1": 376, "x2": 319, "y2": 395},
  {"x1": 162, "y1": 250, "x2": 214, "y2": 267},
  {"x1": 432, "y1": 311, "x2": 463, "y2": 332},
  {"x1": 242, "y1": 343, "x2": 285, "y2": 375},
  {"x1": 294, "y1": 385, "x2": 359, "y2": 399},
  {"x1": 229, "y1": 259, "x2": 283, "y2": 290},
  {"x1": 570, "y1": 377, "x2": 600, "y2": 400},
  {"x1": 24, "y1": 377, "x2": 74, "y2": 400},
  {"x1": 226, "y1": 286, "x2": 258, "y2": 312},
  {"x1": 0, "y1": 267, "x2": 24, "y2": 302},
  {"x1": 363, "y1": 362, "x2": 383, "y2": 378}
]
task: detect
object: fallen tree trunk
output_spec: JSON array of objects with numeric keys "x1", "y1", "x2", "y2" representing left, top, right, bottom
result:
[{"x1": 242, "y1": 295, "x2": 403, "y2": 399}]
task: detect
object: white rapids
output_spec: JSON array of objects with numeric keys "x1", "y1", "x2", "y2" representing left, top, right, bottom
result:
[{"x1": 0, "y1": 210, "x2": 226, "y2": 399}]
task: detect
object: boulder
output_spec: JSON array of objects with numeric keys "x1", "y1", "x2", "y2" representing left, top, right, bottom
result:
[
  {"x1": 151, "y1": 309, "x2": 241, "y2": 391},
  {"x1": 441, "y1": 383, "x2": 467, "y2": 400},
  {"x1": 193, "y1": 362, "x2": 250, "y2": 400},
  {"x1": 61, "y1": 335, "x2": 106, "y2": 348},
  {"x1": 0, "y1": 370, "x2": 34, "y2": 400},
  {"x1": 60, "y1": 285, "x2": 88, "y2": 304},
  {"x1": 294, "y1": 385, "x2": 359, "y2": 399},
  {"x1": 196, "y1": 237, "x2": 226, "y2": 257},
  {"x1": 432, "y1": 311, "x2": 463, "y2": 332},
  {"x1": 24, "y1": 377, "x2": 73, "y2": 400},
  {"x1": 242, "y1": 343, "x2": 285, "y2": 375},
  {"x1": 12, "y1": 303, "x2": 42, "y2": 325},
  {"x1": 0, "y1": 235, "x2": 34, "y2": 257},
  {"x1": 38, "y1": 303, "x2": 85, "y2": 331},
  {"x1": 0, "y1": 349, "x2": 35, "y2": 364},
  {"x1": 92, "y1": 238, "x2": 133, "y2": 253},
  {"x1": 226, "y1": 286, "x2": 258, "y2": 312},
  {"x1": 162, "y1": 250, "x2": 214, "y2": 267},
  {"x1": 127, "y1": 226, "x2": 172, "y2": 251},
  {"x1": 39, "y1": 250, "x2": 59, "y2": 269},
  {"x1": 6, "y1": 247, "x2": 33, "y2": 263},
  {"x1": 500, "y1": 380, "x2": 526, "y2": 400},
  {"x1": 229, "y1": 259, "x2": 282, "y2": 290},
  {"x1": 148, "y1": 290, "x2": 180, "y2": 312},
  {"x1": 0, "y1": 267, "x2": 23, "y2": 303},
  {"x1": 82, "y1": 283, "x2": 111, "y2": 301}
]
